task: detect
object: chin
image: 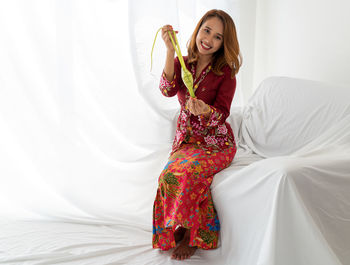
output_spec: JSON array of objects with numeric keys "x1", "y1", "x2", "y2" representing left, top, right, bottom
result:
[{"x1": 198, "y1": 48, "x2": 213, "y2": 56}]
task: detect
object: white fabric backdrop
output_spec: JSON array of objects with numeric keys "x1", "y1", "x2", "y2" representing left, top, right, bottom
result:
[
  {"x1": 0, "y1": 0, "x2": 246, "y2": 225},
  {"x1": 1, "y1": 1, "x2": 350, "y2": 264}
]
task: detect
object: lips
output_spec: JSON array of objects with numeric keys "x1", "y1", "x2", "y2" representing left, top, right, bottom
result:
[{"x1": 201, "y1": 41, "x2": 211, "y2": 50}]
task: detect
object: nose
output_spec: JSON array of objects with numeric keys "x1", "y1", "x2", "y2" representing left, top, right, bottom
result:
[
  {"x1": 207, "y1": 34, "x2": 216, "y2": 45},
  {"x1": 203, "y1": 38, "x2": 213, "y2": 47}
]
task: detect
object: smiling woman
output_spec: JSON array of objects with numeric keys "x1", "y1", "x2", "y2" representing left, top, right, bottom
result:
[
  {"x1": 152, "y1": 9, "x2": 242, "y2": 261},
  {"x1": 187, "y1": 10, "x2": 241, "y2": 79},
  {"x1": 196, "y1": 21, "x2": 224, "y2": 58}
]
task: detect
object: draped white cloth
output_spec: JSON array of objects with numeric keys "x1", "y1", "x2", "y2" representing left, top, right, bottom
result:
[
  {"x1": 1, "y1": 0, "x2": 350, "y2": 264},
  {"x1": 0, "y1": 0, "x2": 243, "y2": 225},
  {"x1": 0, "y1": 0, "x2": 240, "y2": 263},
  {"x1": 213, "y1": 77, "x2": 350, "y2": 265},
  {"x1": 1, "y1": 75, "x2": 350, "y2": 264}
]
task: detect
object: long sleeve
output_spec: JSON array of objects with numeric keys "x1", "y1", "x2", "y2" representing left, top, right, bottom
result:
[
  {"x1": 159, "y1": 57, "x2": 182, "y2": 97},
  {"x1": 199, "y1": 67, "x2": 236, "y2": 128},
  {"x1": 166, "y1": 59, "x2": 237, "y2": 155}
]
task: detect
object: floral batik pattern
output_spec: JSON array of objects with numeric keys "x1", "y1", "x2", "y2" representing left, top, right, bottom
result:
[
  {"x1": 158, "y1": 57, "x2": 237, "y2": 156},
  {"x1": 152, "y1": 141, "x2": 236, "y2": 250},
  {"x1": 154, "y1": 55, "x2": 237, "y2": 251}
]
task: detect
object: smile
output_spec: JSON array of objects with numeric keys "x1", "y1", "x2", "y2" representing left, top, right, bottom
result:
[{"x1": 201, "y1": 41, "x2": 212, "y2": 50}]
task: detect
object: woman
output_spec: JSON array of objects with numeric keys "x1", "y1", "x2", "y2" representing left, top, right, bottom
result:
[{"x1": 152, "y1": 9, "x2": 242, "y2": 260}]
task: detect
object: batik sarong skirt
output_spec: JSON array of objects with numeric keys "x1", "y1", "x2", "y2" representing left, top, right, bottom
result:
[{"x1": 152, "y1": 142, "x2": 236, "y2": 250}]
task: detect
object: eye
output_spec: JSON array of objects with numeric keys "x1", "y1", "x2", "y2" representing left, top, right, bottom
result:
[
  {"x1": 204, "y1": 28, "x2": 210, "y2": 33},
  {"x1": 216, "y1": 36, "x2": 222, "y2": 40}
]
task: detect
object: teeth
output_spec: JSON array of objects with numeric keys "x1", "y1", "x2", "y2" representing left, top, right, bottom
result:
[{"x1": 202, "y1": 42, "x2": 211, "y2": 49}]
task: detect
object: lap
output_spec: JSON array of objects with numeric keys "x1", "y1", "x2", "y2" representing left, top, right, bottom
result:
[{"x1": 159, "y1": 143, "x2": 236, "y2": 186}]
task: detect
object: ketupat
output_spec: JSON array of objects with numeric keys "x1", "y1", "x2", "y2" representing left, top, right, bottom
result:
[{"x1": 150, "y1": 27, "x2": 195, "y2": 98}]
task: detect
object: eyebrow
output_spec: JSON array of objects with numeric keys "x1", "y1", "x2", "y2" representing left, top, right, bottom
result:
[{"x1": 204, "y1": 26, "x2": 223, "y2": 37}]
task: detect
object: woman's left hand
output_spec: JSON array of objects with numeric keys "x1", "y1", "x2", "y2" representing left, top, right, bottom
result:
[{"x1": 186, "y1": 97, "x2": 211, "y2": 116}]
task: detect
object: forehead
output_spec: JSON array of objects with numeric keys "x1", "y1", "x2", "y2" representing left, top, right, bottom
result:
[{"x1": 201, "y1": 17, "x2": 224, "y2": 35}]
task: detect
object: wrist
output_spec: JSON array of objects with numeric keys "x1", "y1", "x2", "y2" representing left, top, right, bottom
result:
[{"x1": 167, "y1": 49, "x2": 175, "y2": 56}]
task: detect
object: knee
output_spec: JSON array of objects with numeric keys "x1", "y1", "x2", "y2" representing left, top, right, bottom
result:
[{"x1": 158, "y1": 166, "x2": 196, "y2": 192}]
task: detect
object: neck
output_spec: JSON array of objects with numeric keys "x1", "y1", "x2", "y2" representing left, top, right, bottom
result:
[{"x1": 197, "y1": 55, "x2": 212, "y2": 66}]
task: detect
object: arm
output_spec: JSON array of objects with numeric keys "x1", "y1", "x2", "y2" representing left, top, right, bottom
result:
[
  {"x1": 159, "y1": 56, "x2": 182, "y2": 97},
  {"x1": 198, "y1": 71, "x2": 236, "y2": 127},
  {"x1": 163, "y1": 50, "x2": 175, "y2": 82}
]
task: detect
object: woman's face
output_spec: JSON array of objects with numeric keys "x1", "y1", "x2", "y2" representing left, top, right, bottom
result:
[{"x1": 196, "y1": 17, "x2": 224, "y2": 57}]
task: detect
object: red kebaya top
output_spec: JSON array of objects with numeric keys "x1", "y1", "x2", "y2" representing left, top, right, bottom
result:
[{"x1": 159, "y1": 56, "x2": 237, "y2": 155}]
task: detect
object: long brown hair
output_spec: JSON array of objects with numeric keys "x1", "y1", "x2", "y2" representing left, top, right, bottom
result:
[{"x1": 187, "y1": 9, "x2": 242, "y2": 78}]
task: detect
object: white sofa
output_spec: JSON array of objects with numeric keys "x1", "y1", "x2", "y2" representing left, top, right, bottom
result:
[
  {"x1": 213, "y1": 76, "x2": 350, "y2": 265},
  {"x1": 0, "y1": 76, "x2": 349, "y2": 265}
]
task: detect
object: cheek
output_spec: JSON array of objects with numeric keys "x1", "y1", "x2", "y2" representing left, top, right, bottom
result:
[
  {"x1": 196, "y1": 33, "x2": 203, "y2": 43},
  {"x1": 214, "y1": 41, "x2": 223, "y2": 51}
]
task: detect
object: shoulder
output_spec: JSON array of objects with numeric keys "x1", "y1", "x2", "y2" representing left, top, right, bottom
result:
[
  {"x1": 213, "y1": 64, "x2": 235, "y2": 81},
  {"x1": 221, "y1": 64, "x2": 234, "y2": 76},
  {"x1": 221, "y1": 64, "x2": 236, "y2": 83},
  {"x1": 217, "y1": 65, "x2": 236, "y2": 91}
]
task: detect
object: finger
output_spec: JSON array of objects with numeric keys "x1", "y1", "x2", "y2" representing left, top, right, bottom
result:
[
  {"x1": 163, "y1": 24, "x2": 172, "y2": 30},
  {"x1": 190, "y1": 99, "x2": 196, "y2": 111},
  {"x1": 198, "y1": 102, "x2": 207, "y2": 115},
  {"x1": 186, "y1": 100, "x2": 191, "y2": 112},
  {"x1": 163, "y1": 27, "x2": 172, "y2": 35},
  {"x1": 162, "y1": 25, "x2": 173, "y2": 35},
  {"x1": 169, "y1": 30, "x2": 177, "y2": 39},
  {"x1": 189, "y1": 103, "x2": 196, "y2": 115},
  {"x1": 198, "y1": 101, "x2": 206, "y2": 113},
  {"x1": 190, "y1": 105, "x2": 197, "y2": 115},
  {"x1": 166, "y1": 25, "x2": 174, "y2": 32},
  {"x1": 189, "y1": 99, "x2": 194, "y2": 109},
  {"x1": 196, "y1": 100, "x2": 206, "y2": 113},
  {"x1": 189, "y1": 100, "x2": 196, "y2": 114},
  {"x1": 161, "y1": 30, "x2": 169, "y2": 39},
  {"x1": 188, "y1": 103, "x2": 193, "y2": 113},
  {"x1": 187, "y1": 98, "x2": 192, "y2": 107},
  {"x1": 192, "y1": 99, "x2": 200, "y2": 112},
  {"x1": 195, "y1": 98, "x2": 203, "y2": 106}
]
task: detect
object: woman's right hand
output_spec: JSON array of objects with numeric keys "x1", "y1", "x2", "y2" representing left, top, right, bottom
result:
[{"x1": 161, "y1": 25, "x2": 178, "y2": 53}]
